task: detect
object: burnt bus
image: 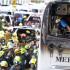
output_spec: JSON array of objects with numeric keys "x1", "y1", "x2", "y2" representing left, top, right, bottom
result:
[{"x1": 39, "y1": 1, "x2": 70, "y2": 70}]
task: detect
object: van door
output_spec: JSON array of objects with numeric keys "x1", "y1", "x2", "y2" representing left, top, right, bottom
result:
[{"x1": 39, "y1": 1, "x2": 70, "y2": 70}]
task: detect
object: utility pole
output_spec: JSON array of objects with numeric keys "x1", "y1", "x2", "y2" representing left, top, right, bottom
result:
[{"x1": 12, "y1": 0, "x2": 16, "y2": 11}]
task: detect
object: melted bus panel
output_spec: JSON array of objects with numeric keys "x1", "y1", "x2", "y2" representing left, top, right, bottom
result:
[{"x1": 39, "y1": 1, "x2": 70, "y2": 70}]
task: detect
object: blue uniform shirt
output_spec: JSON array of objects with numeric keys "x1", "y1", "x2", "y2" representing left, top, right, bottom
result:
[
  {"x1": 60, "y1": 19, "x2": 68, "y2": 28},
  {"x1": 16, "y1": 17, "x2": 23, "y2": 23},
  {"x1": 59, "y1": 19, "x2": 68, "y2": 28}
]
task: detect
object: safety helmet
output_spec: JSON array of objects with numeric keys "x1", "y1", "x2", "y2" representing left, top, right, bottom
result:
[
  {"x1": 0, "y1": 51, "x2": 5, "y2": 57},
  {"x1": 20, "y1": 47, "x2": 27, "y2": 54},
  {"x1": 26, "y1": 30, "x2": 30, "y2": 34},
  {"x1": 25, "y1": 44, "x2": 29, "y2": 49},
  {"x1": 0, "y1": 31, "x2": 5, "y2": 38},
  {"x1": 13, "y1": 56, "x2": 22, "y2": 64},
  {"x1": 0, "y1": 35, "x2": 2, "y2": 38},
  {"x1": 7, "y1": 41, "x2": 13, "y2": 49},
  {"x1": 19, "y1": 23, "x2": 23, "y2": 26},
  {"x1": 32, "y1": 55, "x2": 36, "y2": 58},
  {"x1": 23, "y1": 16, "x2": 27, "y2": 19},
  {"x1": 2, "y1": 45, "x2": 8, "y2": 51},
  {"x1": 33, "y1": 49, "x2": 38, "y2": 54},
  {"x1": 14, "y1": 48, "x2": 20, "y2": 54},
  {"x1": 13, "y1": 32, "x2": 17, "y2": 36},
  {"x1": 2, "y1": 19, "x2": 5, "y2": 22},
  {"x1": 0, "y1": 61, "x2": 8, "y2": 67},
  {"x1": 1, "y1": 31, "x2": 4, "y2": 35},
  {"x1": 0, "y1": 34, "x2": 4, "y2": 38},
  {"x1": 57, "y1": 16, "x2": 62, "y2": 19},
  {"x1": 12, "y1": 36, "x2": 18, "y2": 43},
  {"x1": 56, "y1": 16, "x2": 62, "y2": 23},
  {"x1": 29, "y1": 56, "x2": 36, "y2": 64}
]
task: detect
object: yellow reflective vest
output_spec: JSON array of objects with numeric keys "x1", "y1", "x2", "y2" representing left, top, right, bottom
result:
[{"x1": 30, "y1": 58, "x2": 36, "y2": 64}]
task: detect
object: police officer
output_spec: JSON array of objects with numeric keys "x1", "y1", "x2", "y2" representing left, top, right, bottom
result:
[
  {"x1": 10, "y1": 56, "x2": 23, "y2": 70},
  {"x1": 29, "y1": 55, "x2": 37, "y2": 70},
  {"x1": 0, "y1": 61, "x2": 9, "y2": 70}
]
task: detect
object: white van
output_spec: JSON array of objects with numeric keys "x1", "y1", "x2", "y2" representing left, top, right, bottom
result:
[
  {"x1": 38, "y1": 0, "x2": 70, "y2": 70},
  {"x1": 0, "y1": 14, "x2": 13, "y2": 26}
]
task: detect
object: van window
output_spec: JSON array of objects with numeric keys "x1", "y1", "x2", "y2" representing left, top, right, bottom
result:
[
  {"x1": 28, "y1": 16, "x2": 41, "y2": 23},
  {"x1": 8, "y1": 12, "x2": 11, "y2": 15},
  {"x1": 5, "y1": 16, "x2": 10, "y2": 23},
  {"x1": 32, "y1": 9, "x2": 38, "y2": 13},
  {"x1": 49, "y1": 3, "x2": 70, "y2": 38}
]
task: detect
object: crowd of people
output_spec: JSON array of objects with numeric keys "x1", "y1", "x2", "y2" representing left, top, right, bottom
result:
[{"x1": 0, "y1": 14, "x2": 39, "y2": 70}]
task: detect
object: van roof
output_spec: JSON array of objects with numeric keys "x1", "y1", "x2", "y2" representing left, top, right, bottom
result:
[{"x1": 6, "y1": 26, "x2": 34, "y2": 30}]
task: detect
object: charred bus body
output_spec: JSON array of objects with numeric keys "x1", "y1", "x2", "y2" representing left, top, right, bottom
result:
[{"x1": 39, "y1": 1, "x2": 70, "y2": 70}]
